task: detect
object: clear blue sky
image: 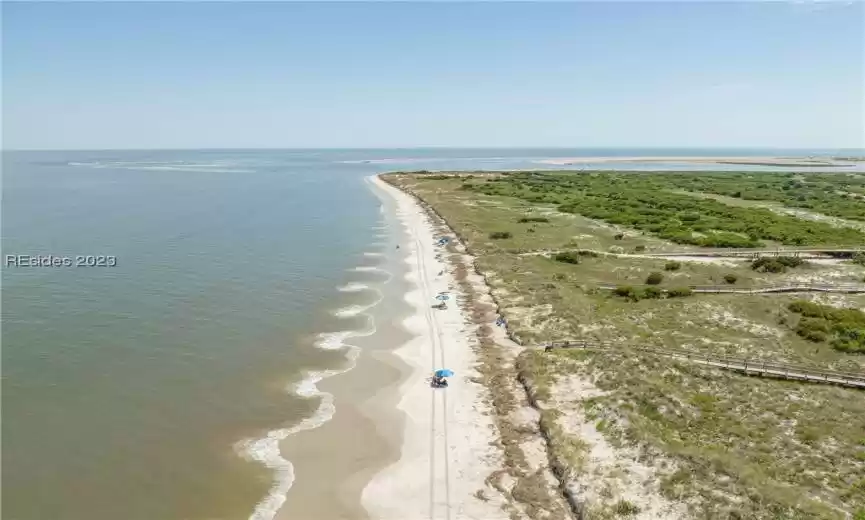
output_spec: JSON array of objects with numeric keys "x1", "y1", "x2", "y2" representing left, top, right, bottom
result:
[{"x1": 3, "y1": 1, "x2": 863, "y2": 150}]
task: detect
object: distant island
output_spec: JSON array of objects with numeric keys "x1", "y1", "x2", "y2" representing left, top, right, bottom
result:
[{"x1": 535, "y1": 156, "x2": 858, "y2": 168}]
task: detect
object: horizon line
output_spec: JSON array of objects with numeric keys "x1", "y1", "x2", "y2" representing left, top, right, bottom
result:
[{"x1": 4, "y1": 146, "x2": 864, "y2": 153}]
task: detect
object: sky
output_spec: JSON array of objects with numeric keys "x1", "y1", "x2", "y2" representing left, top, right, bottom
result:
[{"x1": 2, "y1": 1, "x2": 864, "y2": 150}]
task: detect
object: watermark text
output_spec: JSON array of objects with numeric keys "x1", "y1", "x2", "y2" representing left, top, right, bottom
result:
[{"x1": 5, "y1": 255, "x2": 118, "y2": 268}]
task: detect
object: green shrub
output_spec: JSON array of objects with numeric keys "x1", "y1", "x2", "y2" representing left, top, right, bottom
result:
[
  {"x1": 553, "y1": 251, "x2": 581, "y2": 264},
  {"x1": 612, "y1": 499, "x2": 640, "y2": 516},
  {"x1": 643, "y1": 286, "x2": 663, "y2": 299},
  {"x1": 613, "y1": 285, "x2": 644, "y2": 301},
  {"x1": 465, "y1": 172, "x2": 865, "y2": 248},
  {"x1": 664, "y1": 261, "x2": 682, "y2": 271},
  {"x1": 646, "y1": 272, "x2": 664, "y2": 285},
  {"x1": 795, "y1": 318, "x2": 830, "y2": 342},
  {"x1": 668, "y1": 287, "x2": 694, "y2": 297},
  {"x1": 723, "y1": 274, "x2": 738, "y2": 284},
  {"x1": 517, "y1": 216, "x2": 550, "y2": 223},
  {"x1": 750, "y1": 255, "x2": 807, "y2": 273},
  {"x1": 831, "y1": 326, "x2": 865, "y2": 353},
  {"x1": 788, "y1": 300, "x2": 865, "y2": 352},
  {"x1": 613, "y1": 285, "x2": 634, "y2": 297},
  {"x1": 788, "y1": 300, "x2": 825, "y2": 317},
  {"x1": 851, "y1": 252, "x2": 865, "y2": 266},
  {"x1": 776, "y1": 256, "x2": 805, "y2": 267},
  {"x1": 489, "y1": 231, "x2": 513, "y2": 239}
]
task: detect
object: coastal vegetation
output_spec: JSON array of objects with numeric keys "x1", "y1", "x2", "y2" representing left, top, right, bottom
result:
[
  {"x1": 788, "y1": 300, "x2": 865, "y2": 353},
  {"x1": 626, "y1": 171, "x2": 865, "y2": 221},
  {"x1": 461, "y1": 171, "x2": 865, "y2": 247},
  {"x1": 750, "y1": 255, "x2": 805, "y2": 273},
  {"x1": 385, "y1": 170, "x2": 865, "y2": 519},
  {"x1": 645, "y1": 272, "x2": 663, "y2": 285}
]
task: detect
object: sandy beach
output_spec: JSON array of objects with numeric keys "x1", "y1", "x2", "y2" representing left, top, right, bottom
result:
[
  {"x1": 362, "y1": 176, "x2": 510, "y2": 520},
  {"x1": 534, "y1": 156, "x2": 849, "y2": 166}
]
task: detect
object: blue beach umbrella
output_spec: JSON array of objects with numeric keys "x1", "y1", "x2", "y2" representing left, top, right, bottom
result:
[
  {"x1": 435, "y1": 294, "x2": 450, "y2": 301},
  {"x1": 435, "y1": 369, "x2": 454, "y2": 378}
]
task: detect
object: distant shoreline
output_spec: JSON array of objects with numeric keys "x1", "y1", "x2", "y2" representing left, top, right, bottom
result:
[{"x1": 534, "y1": 156, "x2": 856, "y2": 167}]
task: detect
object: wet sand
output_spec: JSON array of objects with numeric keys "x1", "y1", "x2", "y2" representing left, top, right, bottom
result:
[{"x1": 271, "y1": 182, "x2": 416, "y2": 520}]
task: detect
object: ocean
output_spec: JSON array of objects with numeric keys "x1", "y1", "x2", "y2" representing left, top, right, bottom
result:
[{"x1": 2, "y1": 147, "x2": 863, "y2": 520}]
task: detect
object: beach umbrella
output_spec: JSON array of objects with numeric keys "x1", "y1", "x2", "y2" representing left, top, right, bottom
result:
[
  {"x1": 435, "y1": 369, "x2": 454, "y2": 378},
  {"x1": 435, "y1": 294, "x2": 450, "y2": 301}
]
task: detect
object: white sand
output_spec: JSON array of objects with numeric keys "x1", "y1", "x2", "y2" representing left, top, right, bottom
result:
[
  {"x1": 534, "y1": 156, "x2": 842, "y2": 166},
  {"x1": 362, "y1": 176, "x2": 508, "y2": 520}
]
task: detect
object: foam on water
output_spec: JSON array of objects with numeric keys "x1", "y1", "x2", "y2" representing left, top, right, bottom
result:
[
  {"x1": 240, "y1": 268, "x2": 384, "y2": 520},
  {"x1": 67, "y1": 160, "x2": 255, "y2": 174},
  {"x1": 337, "y1": 282, "x2": 369, "y2": 293},
  {"x1": 241, "y1": 174, "x2": 399, "y2": 520},
  {"x1": 338, "y1": 156, "x2": 512, "y2": 165},
  {"x1": 239, "y1": 322, "x2": 373, "y2": 520},
  {"x1": 353, "y1": 266, "x2": 385, "y2": 273}
]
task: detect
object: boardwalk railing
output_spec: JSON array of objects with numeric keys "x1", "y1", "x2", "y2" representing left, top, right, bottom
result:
[
  {"x1": 540, "y1": 340, "x2": 865, "y2": 389},
  {"x1": 594, "y1": 282, "x2": 865, "y2": 294}
]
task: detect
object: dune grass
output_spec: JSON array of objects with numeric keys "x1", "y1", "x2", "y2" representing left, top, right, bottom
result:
[{"x1": 386, "y1": 171, "x2": 865, "y2": 519}]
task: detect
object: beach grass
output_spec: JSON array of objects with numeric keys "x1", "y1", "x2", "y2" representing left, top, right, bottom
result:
[{"x1": 385, "y1": 171, "x2": 865, "y2": 519}]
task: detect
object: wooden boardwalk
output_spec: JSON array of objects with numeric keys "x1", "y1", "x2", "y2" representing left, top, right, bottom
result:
[
  {"x1": 638, "y1": 247, "x2": 864, "y2": 258},
  {"x1": 594, "y1": 282, "x2": 865, "y2": 294},
  {"x1": 539, "y1": 340, "x2": 865, "y2": 389},
  {"x1": 525, "y1": 248, "x2": 864, "y2": 262}
]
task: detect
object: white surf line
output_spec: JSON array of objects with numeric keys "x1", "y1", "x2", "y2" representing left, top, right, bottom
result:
[
  {"x1": 338, "y1": 282, "x2": 371, "y2": 293},
  {"x1": 332, "y1": 288, "x2": 385, "y2": 318},
  {"x1": 241, "y1": 322, "x2": 377, "y2": 520},
  {"x1": 350, "y1": 266, "x2": 395, "y2": 284},
  {"x1": 242, "y1": 268, "x2": 389, "y2": 519}
]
